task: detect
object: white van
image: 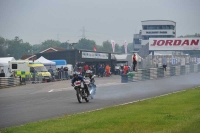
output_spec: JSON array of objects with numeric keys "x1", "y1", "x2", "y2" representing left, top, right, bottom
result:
[{"x1": 66, "y1": 64, "x2": 74, "y2": 79}]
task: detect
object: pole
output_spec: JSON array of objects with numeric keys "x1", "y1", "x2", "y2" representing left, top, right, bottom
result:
[{"x1": 152, "y1": 51, "x2": 154, "y2": 68}]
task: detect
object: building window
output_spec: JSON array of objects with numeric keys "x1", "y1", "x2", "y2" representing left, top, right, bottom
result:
[
  {"x1": 143, "y1": 25, "x2": 147, "y2": 30},
  {"x1": 143, "y1": 25, "x2": 175, "y2": 30},
  {"x1": 166, "y1": 25, "x2": 170, "y2": 29},
  {"x1": 12, "y1": 64, "x2": 17, "y2": 69},
  {"x1": 162, "y1": 25, "x2": 166, "y2": 29}
]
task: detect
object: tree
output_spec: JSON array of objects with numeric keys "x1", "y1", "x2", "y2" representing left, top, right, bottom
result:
[
  {"x1": 115, "y1": 44, "x2": 121, "y2": 53},
  {"x1": 6, "y1": 36, "x2": 31, "y2": 59},
  {"x1": 0, "y1": 36, "x2": 6, "y2": 57},
  {"x1": 96, "y1": 45, "x2": 104, "y2": 52},
  {"x1": 127, "y1": 43, "x2": 133, "y2": 53},
  {"x1": 74, "y1": 38, "x2": 96, "y2": 50},
  {"x1": 120, "y1": 45, "x2": 125, "y2": 54},
  {"x1": 40, "y1": 40, "x2": 61, "y2": 51},
  {"x1": 59, "y1": 41, "x2": 70, "y2": 49},
  {"x1": 102, "y1": 41, "x2": 112, "y2": 52}
]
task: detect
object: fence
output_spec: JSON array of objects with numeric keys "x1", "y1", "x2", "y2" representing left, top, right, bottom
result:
[
  {"x1": 130, "y1": 64, "x2": 200, "y2": 82},
  {"x1": 138, "y1": 54, "x2": 200, "y2": 69},
  {"x1": 23, "y1": 71, "x2": 70, "y2": 84},
  {"x1": 0, "y1": 77, "x2": 21, "y2": 89}
]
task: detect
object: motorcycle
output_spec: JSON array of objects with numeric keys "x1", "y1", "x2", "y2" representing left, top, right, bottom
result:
[{"x1": 74, "y1": 80, "x2": 90, "y2": 103}]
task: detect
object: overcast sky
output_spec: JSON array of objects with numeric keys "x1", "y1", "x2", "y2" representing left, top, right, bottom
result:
[{"x1": 0, "y1": 0, "x2": 200, "y2": 45}]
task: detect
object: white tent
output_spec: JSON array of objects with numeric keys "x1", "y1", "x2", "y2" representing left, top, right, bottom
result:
[
  {"x1": 0, "y1": 57, "x2": 15, "y2": 77},
  {"x1": 0, "y1": 57, "x2": 15, "y2": 64},
  {"x1": 35, "y1": 56, "x2": 55, "y2": 65},
  {"x1": 35, "y1": 56, "x2": 56, "y2": 70}
]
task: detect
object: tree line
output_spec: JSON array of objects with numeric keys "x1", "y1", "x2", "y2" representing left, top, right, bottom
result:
[{"x1": 0, "y1": 36, "x2": 133, "y2": 59}]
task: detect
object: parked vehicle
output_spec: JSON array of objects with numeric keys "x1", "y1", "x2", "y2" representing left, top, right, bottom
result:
[
  {"x1": 114, "y1": 62, "x2": 127, "y2": 75},
  {"x1": 9, "y1": 61, "x2": 52, "y2": 82},
  {"x1": 66, "y1": 64, "x2": 74, "y2": 79}
]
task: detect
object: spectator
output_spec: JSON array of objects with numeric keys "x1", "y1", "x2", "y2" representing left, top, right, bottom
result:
[
  {"x1": 105, "y1": 64, "x2": 110, "y2": 77},
  {"x1": 98, "y1": 65, "x2": 104, "y2": 77},
  {"x1": 60, "y1": 66, "x2": 64, "y2": 79},
  {"x1": 64, "y1": 67, "x2": 69, "y2": 79},
  {"x1": 48, "y1": 66, "x2": 54, "y2": 81},
  {"x1": 83, "y1": 64, "x2": 89, "y2": 76},
  {"x1": 133, "y1": 54, "x2": 137, "y2": 71},
  {"x1": 48, "y1": 66, "x2": 54, "y2": 75},
  {"x1": 123, "y1": 65, "x2": 128, "y2": 74}
]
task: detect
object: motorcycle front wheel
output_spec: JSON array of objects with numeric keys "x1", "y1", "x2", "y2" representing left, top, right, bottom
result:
[{"x1": 76, "y1": 89, "x2": 82, "y2": 103}]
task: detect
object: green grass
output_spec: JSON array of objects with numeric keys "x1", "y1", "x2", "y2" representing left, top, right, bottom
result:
[{"x1": 1, "y1": 87, "x2": 200, "y2": 133}]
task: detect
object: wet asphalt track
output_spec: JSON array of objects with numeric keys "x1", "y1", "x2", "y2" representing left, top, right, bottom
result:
[{"x1": 0, "y1": 73, "x2": 200, "y2": 128}]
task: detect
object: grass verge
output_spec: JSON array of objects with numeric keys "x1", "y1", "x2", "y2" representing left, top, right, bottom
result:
[{"x1": 1, "y1": 87, "x2": 200, "y2": 133}]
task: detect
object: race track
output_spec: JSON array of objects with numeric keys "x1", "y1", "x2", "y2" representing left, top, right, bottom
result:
[{"x1": 0, "y1": 73, "x2": 200, "y2": 128}]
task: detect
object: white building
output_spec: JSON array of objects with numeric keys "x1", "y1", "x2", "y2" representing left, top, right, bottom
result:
[{"x1": 141, "y1": 20, "x2": 176, "y2": 46}]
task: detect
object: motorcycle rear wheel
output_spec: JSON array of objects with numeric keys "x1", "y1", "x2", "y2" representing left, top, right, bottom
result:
[{"x1": 85, "y1": 97, "x2": 89, "y2": 102}]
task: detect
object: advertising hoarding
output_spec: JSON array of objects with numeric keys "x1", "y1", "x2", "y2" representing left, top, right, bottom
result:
[
  {"x1": 82, "y1": 52, "x2": 109, "y2": 59},
  {"x1": 149, "y1": 38, "x2": 200, "y2": 51}
]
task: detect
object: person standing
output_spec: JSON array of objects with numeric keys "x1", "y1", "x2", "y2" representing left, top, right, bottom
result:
[
  {"x1": 83, "y1": 64, "x2": 89, "y2": 76},
  {"x1": 105, "y1": 64, "x2": 110, "y2": 77},
  {"x1": 48, "y1": 66, "x2": 54, "y2": 81},
  {"x1": 133, "y1": 54, "x2": 137, "y2": 71},
  {"x1": 123, "y1": 65, "x2": 128, "y2": 74},
  {"x1": 64, "y1": 67, "x2": 69, "y2": 79}
]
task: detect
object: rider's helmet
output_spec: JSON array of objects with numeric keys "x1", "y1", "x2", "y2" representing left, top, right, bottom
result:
[
  {"x1": 85, "y1": 70, "x2": 93, "y2": 77},
  {"x1": 73, "y1": 71, "x2": 79, "y2": 78}
]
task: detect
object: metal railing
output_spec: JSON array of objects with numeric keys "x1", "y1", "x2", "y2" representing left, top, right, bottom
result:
[
  {"x1": 0, "y1": 77, "x2": 21, "y2": 89},
  {"x1": 128, "y1": 64, "x2": 200, "y2": 82},
  {"x1": 138, "y1": 54, "x2": 200, "y2": 69}
]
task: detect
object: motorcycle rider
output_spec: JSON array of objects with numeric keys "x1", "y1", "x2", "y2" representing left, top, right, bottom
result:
[
  {"x1": 85, "y1": 70, "x2": 96, "y2": 99},
  {"x1": 85, "y1": 70, "x2": 94, "y2": 81},
  {"x1": 71, "y1": 71, "x2": 90, "y2": 96}
]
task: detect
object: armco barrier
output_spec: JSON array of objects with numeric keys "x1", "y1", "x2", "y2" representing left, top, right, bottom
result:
[
  {"x1": 164, "y1": 67, "x2": 170, "y2": 77},
  {"x1": 185, "y1": 65, "x2": 190, "y2": 74},
  {"x1": 142, "y1": 69, "x2": 150, "y2": 80},
  {"x1": 198, "y1": 64, "x2": 200, "y2": 72},
  {"x1": 180, "y1": 66, "x2": 185, "y2": 75},
  {"x1": 129, "y1": 64, "x2": 200, "y2": 83},
  {"x1": 175, "y1": 66, "x2": 180, "y2": 76},
  {"x1": 0, "y1": 77, "x2": 20, "y2": 89},
  {"x1": 150, "y1": 68, "x2": 157, "y2": 79},
  {"x1": 133, "y1": 70, "x2": 142, "y2": 81},
  {"x1": 170, "y1": 66, "x2": 176, "y2": 76},
  {"x1": 194, "y1": 64, "x2": 198, "y2": 73},
  {"x1": 157, "y1": 67, "x2": 164, "y2": 78},
  {"x1": 190, "y1": 64, "x2": 194, "y2": 73}
]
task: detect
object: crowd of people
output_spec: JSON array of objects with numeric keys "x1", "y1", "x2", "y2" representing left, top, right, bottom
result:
[
  {"x1": 75, "y1": 63, "x2": 112, "y2": 78},
  {"x1": 48, "y1": 66, "x2": 69, "y2": 80},
  {"x1": 48, "y1": 54, "x2": 139, "y2": 80}
]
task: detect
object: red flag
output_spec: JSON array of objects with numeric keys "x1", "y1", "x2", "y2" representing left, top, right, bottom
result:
[{"x1": 94, "y1": 46, "x2": 97, "y2": 51}]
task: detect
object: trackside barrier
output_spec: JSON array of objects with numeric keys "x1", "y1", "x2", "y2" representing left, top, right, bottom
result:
[
  {"x1": 54, "y1": 71, "x2": 69, "y2": 81},
  {"x1": 194, "y1": 64, "x2": 198, "y2": 73},
  {"x1": 198, "y1": 64, "x2": 200, "y2": 72},
  {"x1": 185, "y1": 65, "x2": 190, "y2": 74},
  {"x1": 18, "y1": 71, "x2": 70, "y2": 84},
  {"x1": 180, "y1": 66, "x2": 185, "y2": 75},
  {"x1": 129, "y1": 64, "x2": 200, "y2": 82},
  {"x1": 0, "y1": 77, "x2": 20, "y2": 89}
]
